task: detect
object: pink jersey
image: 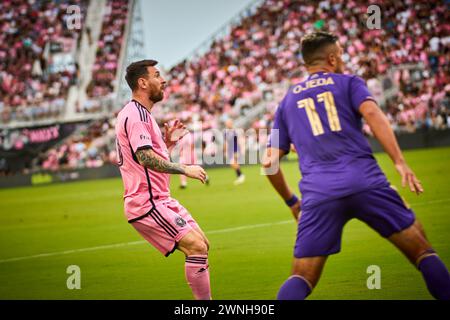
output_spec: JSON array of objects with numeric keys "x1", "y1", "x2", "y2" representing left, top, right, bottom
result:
[{"x1": 115, "y1": 99, "x2": 171, "y2": 222}]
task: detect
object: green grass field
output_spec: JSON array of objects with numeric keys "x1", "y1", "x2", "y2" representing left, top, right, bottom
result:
[{"x1": 0, "y1": 147, "x2": 449, "y2": 300}]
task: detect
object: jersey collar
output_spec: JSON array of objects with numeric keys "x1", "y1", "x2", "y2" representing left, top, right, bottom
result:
[{"x1": 308, "y1": 71, "x2": 329, "y2": 79}]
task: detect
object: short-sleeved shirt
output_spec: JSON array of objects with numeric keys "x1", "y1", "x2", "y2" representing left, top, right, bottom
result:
[
  {"x1": 115, "y1": 99, "x2": 171, "y2": 222},
  {"x1": 268, "y1": 72, "x2": 389, "y2": 209}
]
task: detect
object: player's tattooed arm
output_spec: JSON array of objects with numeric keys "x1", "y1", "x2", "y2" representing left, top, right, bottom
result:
[{"x1": 136, "y1": 148, "x2": 186, "y2": 174}]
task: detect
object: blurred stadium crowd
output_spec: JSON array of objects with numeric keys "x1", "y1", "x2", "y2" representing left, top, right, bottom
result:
[
  {"x1": 161, "y1": 0, "x2": 450, "y2": 134},
  {"x1": 1, "y1": 0, "x2": 449, "y2": 174},
  {"x1": 0, "y1": 0, "x2": 87, "y2": 122}
]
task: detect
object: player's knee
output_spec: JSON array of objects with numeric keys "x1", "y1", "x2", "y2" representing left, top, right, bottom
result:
[
  {"x1": 191, "y1": 242, "x2": 208, "y2": 255},
  {"x1": 186, "y1": 238, "x2": 208, "y2": 256},
  {"x1": 204, "y1": 238, "x2": 210, "y2": 252},
  {"x1": 178, "y1": 232, "x2": 208, "y2": 256}
]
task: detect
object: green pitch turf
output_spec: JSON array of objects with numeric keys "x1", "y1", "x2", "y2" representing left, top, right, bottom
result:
[{"x1": 0, "y1": 147, "x2": 449, "y2": 300}]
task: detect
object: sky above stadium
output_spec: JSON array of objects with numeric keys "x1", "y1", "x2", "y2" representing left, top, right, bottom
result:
[{"x1": 142, "y1": 0, "x2": 255, "y2": 70}]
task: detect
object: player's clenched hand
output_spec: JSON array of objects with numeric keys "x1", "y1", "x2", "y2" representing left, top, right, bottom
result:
[
  {"x1": 184, "y1": 165, "x2": 207, "y2": 184},
  {"x1": 395, "y1": 162, "x2": 424, "y2": 195}
]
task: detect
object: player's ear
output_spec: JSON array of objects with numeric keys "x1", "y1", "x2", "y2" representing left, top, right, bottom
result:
[
  {"x1": 138, "y1": 77, "x2": 147, "y2": 89},
  {"x1": 328, "y1": 52, "x2": 337, "y2": 68}
]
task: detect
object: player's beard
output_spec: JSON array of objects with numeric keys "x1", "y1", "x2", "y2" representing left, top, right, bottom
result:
[{"x1": 149, "y1": 89, "x2": 164, "y2": 103}]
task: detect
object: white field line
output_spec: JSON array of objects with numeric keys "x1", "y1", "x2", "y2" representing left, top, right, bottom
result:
[
  {"x1": 0, "y1": 198, "x2": 448, "y2": 264},
  {"x1": 0, "y1": 220, "x2": 292, "y2": 264}
]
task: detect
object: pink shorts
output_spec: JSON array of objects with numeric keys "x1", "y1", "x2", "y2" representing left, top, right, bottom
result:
[{"x1": 131, "y1": 198, "x2": 201, "y2": 256}]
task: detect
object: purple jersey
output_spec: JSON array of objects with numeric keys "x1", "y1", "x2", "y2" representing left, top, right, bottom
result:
[{"x1": 269, "y1": 72, "x2": 389, "y2": 209}]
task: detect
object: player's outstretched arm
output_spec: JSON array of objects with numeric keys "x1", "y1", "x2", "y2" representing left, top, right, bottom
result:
[
  {"x1": 136, "y1": 148, "x2": 207, "y2": 183},
  {"x1": 359, "y1": 100, "x2": 424, "y2": 194},
  {"x1": 262, "y1": 147, "x2": 300, "y2": 220}
]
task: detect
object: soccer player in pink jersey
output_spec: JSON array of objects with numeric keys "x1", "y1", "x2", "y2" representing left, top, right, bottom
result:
[{"x1": 115, "y1": 60, "x2": 212, "y2": 300}]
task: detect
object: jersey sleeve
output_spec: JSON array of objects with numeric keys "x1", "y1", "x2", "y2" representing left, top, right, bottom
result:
[
  {"x1": 127, "y1": 118, "x2": 153, "y2": 153},
  {"x1": 349, "y1": 76, "x2": 377, "y2": 113},
  {"x1": 268, "y1": 100, "x2": 291, "y2": 153}
]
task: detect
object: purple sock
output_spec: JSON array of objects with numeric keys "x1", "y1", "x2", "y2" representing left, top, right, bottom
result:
[
  {"x1": 418, "y1": 255, "x2": 450, "y2": 300},
  {"x1": 277, "y1": 276, "x2": 312, "y2": 300}
]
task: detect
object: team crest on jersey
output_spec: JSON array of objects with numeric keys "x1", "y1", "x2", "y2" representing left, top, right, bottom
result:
[{"x1": 175, "y1": 216, "x2": 186, "y2": 227}]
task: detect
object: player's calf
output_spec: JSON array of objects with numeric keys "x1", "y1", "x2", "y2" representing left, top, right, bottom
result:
[
  {"x1": 178, "y1": 231, "x2": 211, "y2": 300},
  {"x1": 389, "y1": 221, "x2": 450, "y2": 300},
  {"x1": 277, "y1": 256, "x2": 327, "y2": 300},
  {"x1": 290, "y1": 256, "x2": 327, "y2": 288}
]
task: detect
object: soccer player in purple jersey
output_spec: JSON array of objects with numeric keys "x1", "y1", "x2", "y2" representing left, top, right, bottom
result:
[
  {"x1": 224, "y1": 119, "x2": 246, "y2": 185},
  {"x1": 264, "y1": 32, "x2": 450, "y2": 300}
]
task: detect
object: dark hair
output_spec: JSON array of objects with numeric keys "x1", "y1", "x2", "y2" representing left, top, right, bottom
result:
[
  {"x1": 301, "y1": 31, "x2": 339, "y2": 65},
  {"x1": 125, "y1": 59, "x2": 158, "y2": 91}
]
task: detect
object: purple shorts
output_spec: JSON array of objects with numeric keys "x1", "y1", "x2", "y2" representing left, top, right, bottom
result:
[{"x1": 294, "y1": 186, "x2": 415, "y2": 258}]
